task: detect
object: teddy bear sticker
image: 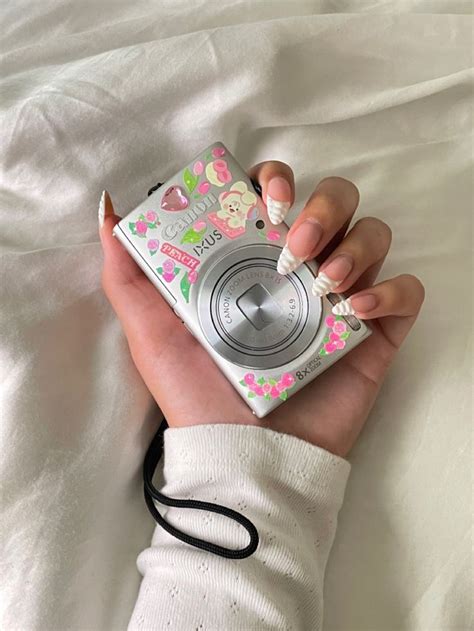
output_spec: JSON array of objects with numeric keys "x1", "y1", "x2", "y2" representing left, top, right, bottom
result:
[{"x1": 208, "y1": 181, "x2": 258, "y2": 239}]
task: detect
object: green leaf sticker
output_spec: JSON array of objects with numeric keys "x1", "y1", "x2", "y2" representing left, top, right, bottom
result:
[
  {"x1": 323, "y1": 337, "x2": 329, "y2": 343},
  {"x1": 340, "y1": 332, "x2": 350, "y2": 340},
  {"x1": 174, "y1": 268, "x2": 179, "y2": 276},
  {"x1": 279, "y1": 391, "x2": 288, "y2": 401},
  {"x1": 257, "y1": 377, "x2": 265, "y2": 385},
  {"x1": 183, "y1": 168, "x2": 199, "y2": 193},
  {"x1": 264, "y1": 394, "x2": 271, "y2": 400},
  {"x1": 180, "y1": 272, "x2": 191, "y2": 303},
  {"x1": 319, "y1": 348, "x2": 327, "y2": 356},
  {"x1": 247, "y1": 392, "x2": 256, "y2": 399},
  {"x1": 181, "y1": 226, "x2": 206, "y2": 244},
  {"x1": 239, "y1": 379, "x2": 246, "y2": 386},
  {"x1": 335, "y1": 315, "x2": 342, "y2": 321},
  {"x1": 268, "y1": 378, "x2": 277, "y2": 385},
  {"x1": 128, "y1": 222, "x2": 136, "y2": 235},
  {"x1": 156, "y1": 267, "x2": 163, "y2": 275}
]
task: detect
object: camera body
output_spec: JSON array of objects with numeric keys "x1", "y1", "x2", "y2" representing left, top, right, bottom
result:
[{"x1": 113, "y1": 142, "x2": 371, "y2": 418}]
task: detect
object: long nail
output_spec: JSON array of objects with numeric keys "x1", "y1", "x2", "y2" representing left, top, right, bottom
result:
[
  {"x1": 266, "y1": 176, "x2": 291, "y2": 225},
  {"x1": 98, "y1": 190, "x2": 113, "y2": 228},
  {"x1": 332, "y1": 298, "x2": 355, "y2": 316},
  {"x1": 277, "y1": 244, "x2": 304, "y2": 275},
  {"x1": 288, "y1": 219, "x2": 323, "y2": 258},
  {"x1": 312, "y1": 254, "x2": 354, "y2": 297},
  {"x1": 332, "y1": 294, "x2": 378, "y2": 316}
]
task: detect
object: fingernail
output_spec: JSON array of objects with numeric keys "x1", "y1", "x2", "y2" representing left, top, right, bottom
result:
[
  {"x1": 332, "y1": 294, "x2": 378, "y2": 316},
  {"x1": 288, "y1": 219, "x2": 323, "y2": 258},
  {"x1": 266, "y1": 176, "x2": 291, "y2": 225},
  {"x1": 98, "y1": 190, "x2": 113, "y2": 228},
  {"x1": 312, "y1": 254, "x2": 354, "y2": 297},
  {"x1": 332, "y1": 298, "x2": 355, "y2": 316},
  {"x1": 350, "y1": 294, "x2": 378, "y2": 313},
  {"x1": 277, "y1": 244, "x2": 304, "y2": 275}
]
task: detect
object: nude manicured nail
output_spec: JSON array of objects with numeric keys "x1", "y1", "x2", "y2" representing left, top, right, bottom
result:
[
  {"x1": 277, "y1": 244, "x2": 304, "y2": 275},
  {"x1": 266, "y1": 176, "x2": 291, "y2": 225},
  {"x1": 350, "y1": 294, "x2": 378, "y2": 313},
  {"x1": 332, "y1": 294, "x2": 378, "y2": 316},
  {"x1": 312, "y1": 254, "x2": 354, "y2": 297},
  {"x1": 288, "y1": 219, "x2": 323, "y2": 258},
  {"x1": 98, "y1": 190, "x2": 113, "y2": 228}
]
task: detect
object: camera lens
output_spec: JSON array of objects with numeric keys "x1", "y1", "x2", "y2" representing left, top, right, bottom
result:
[{"x1": 197, "y1": 244, "x2": 322, "y2": 370}]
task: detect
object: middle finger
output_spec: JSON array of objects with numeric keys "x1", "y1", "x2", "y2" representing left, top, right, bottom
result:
[{"x1": 277, "y1": 176, "x2": 359, "y2": 275}]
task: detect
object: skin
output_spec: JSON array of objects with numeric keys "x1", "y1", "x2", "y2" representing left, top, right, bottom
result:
[{"x1": 99, "y1": 162, "x2": 425, "y2": 458}]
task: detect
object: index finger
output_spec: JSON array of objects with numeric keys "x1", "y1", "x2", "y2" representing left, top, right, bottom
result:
[{"x1": 247, "y1": 160, "x2": 295, "y2": 225}]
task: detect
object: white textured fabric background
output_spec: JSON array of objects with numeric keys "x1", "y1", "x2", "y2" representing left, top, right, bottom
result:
[{"x1": 1, "y1": 1, "x2": 472, "y2": 630}]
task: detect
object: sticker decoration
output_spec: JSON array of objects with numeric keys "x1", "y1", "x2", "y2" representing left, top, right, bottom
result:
[
  {"x1": 160, "y1": 242, "x2": 200, "y2": 270},
  {"x1": 206, "y1": 159, "x2": 232, "y2": 187},
  {"x1": 183, "y1": 168, "x2": 199, "y2": 194},
  {"x1": 161, "y1": 185, "x2": 189, "y2": 212},
  {"x1": 156, "y1": 259, "x2": 180, "y2": 283},
  {"x1": 180, "y1": 269, "x2": 198, "y2": 303},
  {"x1": 180, "y1": 220, "x2": 207, "y2": 244},
  {"x1": 239, "y1": 372, "x2": 295, "y2": 401},
  {"x1": 208, "y1": 181, "x2": 257, "y2": 240},
  {"x1": 128, "y1": 211, "x2": 160, "y2": 238},
  {"x1": 319, "y1": 315, "x2": 351, "y2": 356},
  {"x1": 147, "y1": 238, "x2": 160, "y2": 255}
]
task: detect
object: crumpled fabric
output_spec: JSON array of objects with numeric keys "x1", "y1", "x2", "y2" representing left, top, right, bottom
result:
[{"x1": 0, "y1": 1, "x2": 472, "y2": 630}]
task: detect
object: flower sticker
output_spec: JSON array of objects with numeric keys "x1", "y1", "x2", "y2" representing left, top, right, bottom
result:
[
  {"x1": 129, "y1": 211, "x2": 160, "y2": 238},
  {"x1": 180, "y1": 268, "x2": 198, "y2": 303},
  {"x1": 212, "y1": 146, "x2": 226, "y2": 158},
  {"x1": 319, "y1": 315, "x2": 351, "y2": 356},
  {"x1": 180, "y1": 220, "x2": 207, "y2": 244},
  {"x1": 156, "y1": 259, "x2": 180, "y2": 283},
  {"x1": 239, "y1": 372, "x2": 295, "y2": 401},
  {"x1": 147, "y1": 238, "x2": 160, "y2": 255}
]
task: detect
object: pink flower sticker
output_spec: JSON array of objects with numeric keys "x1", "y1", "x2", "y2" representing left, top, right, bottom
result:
[
  {"x1": 254, "y1": 386, "x2": 264, "y2": 396},
  {"x1": 281, "y1": 373, "x2": 295, "y2": 387},
  {"x1": 136, "y1": 220, "x2": 147, "y2": 235},
  {"x1": 198, "y1": 181, "x2": 210, "y2": 195},
  {"x1": 333, "y1": 321, "x2": 347, "y2": 334},
  {"x1": 266, "y1": 230, "x2": 281, "y2": 241},
  {"x1": 145, "y1": 210, "x2": 158, "y2": 223},
  {"x1": 187, "y1": 269, "x2": 198, "y2": 284},
  {"x1": 193, "y1": 161, "x2": 204, "y2": 175},
  {"x1": 325, "y1": 315, "x2": 336, "y2": 328},
  {"x1": 329, "y1": 332, "x2": 340, "y2": 342},
  {"x1": 325, "y1": 342, "x2": 337, "y2": 353},
  {"x1": 243, "y1": 373, "x2": 255, "y2": 385},
  {"x1": 212, "y1": 147, "x2": 226, "y2": 158},
  {"x1": 163, "y1": 259, "x2": 175, "y2": 274},
  {"x1": 193, "y1": 220, "x2": 206, "y2": 231},
  {"x1": 336, "y1": 340, "x2": 345, "y2": 349}
]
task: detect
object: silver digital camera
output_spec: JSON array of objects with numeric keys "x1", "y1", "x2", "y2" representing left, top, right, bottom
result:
[{"x1": 113, "y1": 142, "x2": 371, "y2": 417}]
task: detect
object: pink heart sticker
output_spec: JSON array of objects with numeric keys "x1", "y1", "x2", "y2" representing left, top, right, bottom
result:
[{"x1": 161, "y1": 186, "x2": 189, "y2": 212}]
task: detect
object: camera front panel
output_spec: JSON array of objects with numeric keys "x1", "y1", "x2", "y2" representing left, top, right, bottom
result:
[{"x1": 114, "y1": 142, "x2": 371, "y2": 417}]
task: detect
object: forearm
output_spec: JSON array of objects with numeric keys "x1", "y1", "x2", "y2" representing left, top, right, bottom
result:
[{"x1": 129, "y1": 425, "x2": 350, "y2": 630}]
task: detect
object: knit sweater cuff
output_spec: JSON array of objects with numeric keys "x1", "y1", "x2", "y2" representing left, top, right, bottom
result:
[{"x1": 163, "y1": 424, "x2": 350, "y2": 509}]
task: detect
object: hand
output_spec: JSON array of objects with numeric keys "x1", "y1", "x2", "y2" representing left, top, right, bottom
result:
[{"x1": 99, "y1": 163, "x2": 424, "y2": 457}]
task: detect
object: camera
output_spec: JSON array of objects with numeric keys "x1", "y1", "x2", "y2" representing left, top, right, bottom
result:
[{"x1": 113, "y1": 142, "x2": 371, "y2": 418}]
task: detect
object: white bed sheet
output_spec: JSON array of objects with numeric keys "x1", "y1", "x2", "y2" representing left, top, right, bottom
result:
[{"x1": 1, "y1": 1, "x2": 472, "y2": 629}]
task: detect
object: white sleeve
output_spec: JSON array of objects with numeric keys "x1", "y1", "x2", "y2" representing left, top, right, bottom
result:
[{"x1": 128, "y1": 424, "x2": 350, "y2": 631}]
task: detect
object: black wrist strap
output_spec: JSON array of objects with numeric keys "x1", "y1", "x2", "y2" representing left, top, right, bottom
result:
[{"x1": 143, "y1": 419, "x2": 259, "y2": 559}]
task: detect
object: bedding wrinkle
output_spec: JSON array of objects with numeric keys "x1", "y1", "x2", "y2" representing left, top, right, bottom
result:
[{"x1": 0, "y1": 3, "x2": 471, "y2": 631}]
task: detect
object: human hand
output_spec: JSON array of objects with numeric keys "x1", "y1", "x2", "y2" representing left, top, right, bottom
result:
[{"x1": 99, "y1": 163, "x2": 424, "y2": 457}]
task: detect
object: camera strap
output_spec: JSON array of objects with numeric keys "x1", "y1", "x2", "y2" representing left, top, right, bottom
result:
[{"x1": 143, "y1": 418, "x2": 259, "y2": 559}]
